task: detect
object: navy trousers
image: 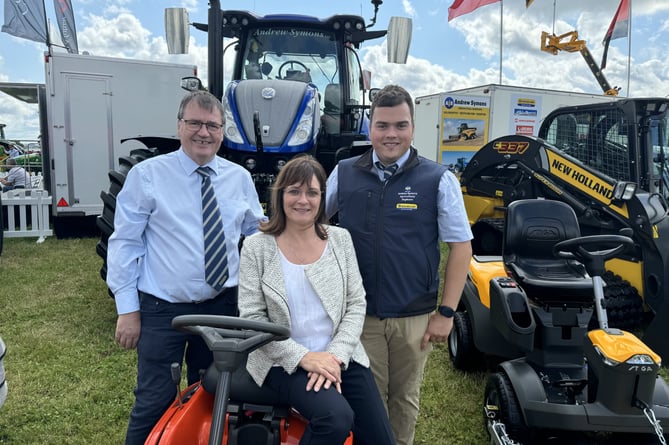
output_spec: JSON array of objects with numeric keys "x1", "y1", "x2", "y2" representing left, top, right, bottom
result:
[
  {"x1": 124, "y1": 290, "x2": 238, "y2": 445},
  {"x1": 265, "y1": 362, "x2": 396, "y2": 445}
]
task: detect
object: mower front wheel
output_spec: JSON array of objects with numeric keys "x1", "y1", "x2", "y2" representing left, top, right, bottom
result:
[
  {"x1": 484, "y1": 371, "x2": 531, "y2": 444},
  {"x1": 448, "y1": 311, "x2": 483, "y2": 371}
]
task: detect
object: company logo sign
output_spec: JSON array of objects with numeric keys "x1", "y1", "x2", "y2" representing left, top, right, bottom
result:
[{"x1": 492, "y1": 141, "x2": 530, "y2": 155}]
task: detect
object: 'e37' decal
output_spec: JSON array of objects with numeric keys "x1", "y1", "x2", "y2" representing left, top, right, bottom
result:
[{"x1": 493, "y1": 141, "x2": 530, "y2": 154}]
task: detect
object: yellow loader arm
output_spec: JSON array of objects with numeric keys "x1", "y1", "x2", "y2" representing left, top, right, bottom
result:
[{"x1": 541, "y1": 30, "x2": 620, "y2": 96}]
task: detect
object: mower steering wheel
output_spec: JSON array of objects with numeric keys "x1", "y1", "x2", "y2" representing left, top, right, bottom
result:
[
  {"x1": 553, "y1": 235, "x2": 634, "y2": 264},
  {"x1": 278, "y1": 60, "x2": 308, "y2": 79},
  {"x1": 172, "y1": 314, "x2": 290, "y2": 354}
]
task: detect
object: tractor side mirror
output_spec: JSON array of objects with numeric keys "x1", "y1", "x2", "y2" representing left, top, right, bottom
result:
[
  {"x1": 165, "y1": 8, "x2": 190, "y2": 54},
  {"x1": 387, "y1": 17, "x2": 412, "y2": 64}
]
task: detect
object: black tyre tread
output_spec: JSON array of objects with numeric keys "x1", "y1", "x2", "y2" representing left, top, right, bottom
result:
[
  {"x1": 96, "y1": 145, "x2": 169, "y2": 297},
  {"x1": 484, "y1": 372, "x2": 530, "y2": 443},
  {"x1": 448, "y1": 311, "x2": 484, "y2": 371},
  {"x1": 602, "y1": 271, "x2": 644, "y2": 329}
]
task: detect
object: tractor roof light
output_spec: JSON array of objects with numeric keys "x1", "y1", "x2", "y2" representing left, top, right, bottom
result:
[{"x1": 612, "y1": 181, "x2": 637, "y2": 201}]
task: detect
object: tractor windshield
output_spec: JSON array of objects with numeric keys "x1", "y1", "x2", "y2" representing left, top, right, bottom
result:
[{"x1": 241, "y1": 27, "x2": 339, "y2": 112}]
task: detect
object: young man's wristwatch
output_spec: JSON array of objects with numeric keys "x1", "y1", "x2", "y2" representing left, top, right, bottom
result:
[{"x1": 437, "y1": 305, "x2": 455, "y2": 318}]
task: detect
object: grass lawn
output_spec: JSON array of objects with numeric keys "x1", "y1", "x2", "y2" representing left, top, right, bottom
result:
[
  {"x1": 3, "y1": 236, "x2": 665, "y2": 444},
  {"x1": 0, "y1": 237, "x2": 488, "y2": 444}
]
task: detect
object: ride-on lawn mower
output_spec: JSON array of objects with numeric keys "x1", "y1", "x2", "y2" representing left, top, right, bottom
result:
[
  {"x1": 448, "y1": 199, "x2": 669, "y2": 444},
  {"x1": 145, "y1": 314, "x2": 354, "y2": 445}
]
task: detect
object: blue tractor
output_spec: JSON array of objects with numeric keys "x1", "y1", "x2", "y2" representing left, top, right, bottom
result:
[
  {"x1": 166, "y1": 1, "x2": 412, "y2": 206},
  {"x1": 97, "y1": 1, "x2": 411, "y2": 288}
]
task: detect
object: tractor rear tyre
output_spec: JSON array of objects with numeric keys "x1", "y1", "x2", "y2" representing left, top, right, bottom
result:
[{"x1": 96, "y1": 146, "x2": 166, "y2": 298}]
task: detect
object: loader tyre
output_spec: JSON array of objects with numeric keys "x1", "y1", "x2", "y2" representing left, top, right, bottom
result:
[
  {"x1": 96, "y1": 145, "x2": 173, "y2": 298},
  {"x1": 448, "y1": 311, "x2": 483, "y2": 371},
  {"x1": 602, "y1": 271, "x2": 644, "y2": 329}
]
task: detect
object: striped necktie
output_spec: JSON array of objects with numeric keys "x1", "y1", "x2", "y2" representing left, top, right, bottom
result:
[
  {"x1": 375, "y1": 161, "x2": 399, "y2": 182},
  {"x1": 196, "y1": 167, "x2": 229, "y2": 291}
]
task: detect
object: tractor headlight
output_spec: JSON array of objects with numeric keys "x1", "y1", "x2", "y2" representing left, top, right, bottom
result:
[
  {"x1": 224, "y1": 106, "x2": 244, "y2": 144},
  {"x1": 595, "y1": 345, "x2": 621, "y2": 367},
  {"x1": 612, "y1": 181, "x2": 637, "y2": 201},
  {"x1": 276, "y1": 159, "x2": 287, "y2": 172},
  {"x1": 595, "y1": 345, "x2": 658, "y2": 367},
  {"x1": 626, "y1": 354, "x2": 656, "y2": 365},
  {"x1": 287, "y1": 94, "x2": 316, "y2": 147},
  {"x1": 223, "y1": 84, "x2": 244, "y2": 144}
]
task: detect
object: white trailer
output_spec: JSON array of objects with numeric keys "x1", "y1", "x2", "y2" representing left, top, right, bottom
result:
[
  {"x1": 41, "y1": 52, "x2": 196, "y2": 236},
  {"x1": 413, "y1": 84, "x2": 617, "y2": 169}
]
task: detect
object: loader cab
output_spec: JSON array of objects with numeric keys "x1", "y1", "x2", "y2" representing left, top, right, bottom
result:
[
  {"x1": 539, "y1": 99, "x2": 669, "y2": 200},
  {"x1": 649, "y1": 114, "x2": 669, "y2": 197}
]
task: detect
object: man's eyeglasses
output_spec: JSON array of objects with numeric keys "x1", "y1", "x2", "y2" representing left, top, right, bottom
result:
[
  {"x1": 180, "y1": 119, "x2": 223, "y2": 132},
  {"x1": 284, "y1": 188, "x2": 322, "y2": 199}
]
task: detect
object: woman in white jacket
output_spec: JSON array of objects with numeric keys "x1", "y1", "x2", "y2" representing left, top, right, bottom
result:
[{"x1": 239, "y1": 155, "x2": 395, "y2": 445}]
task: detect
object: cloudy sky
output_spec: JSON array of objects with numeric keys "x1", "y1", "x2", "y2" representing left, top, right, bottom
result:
[{"x1": 1, "y1": 0, "x2": 668, "y2": 140}]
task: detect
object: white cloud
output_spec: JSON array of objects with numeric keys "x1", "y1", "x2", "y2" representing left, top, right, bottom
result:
[{"x1": 2, "y1": 1, "x2": 669, "y2": 140}]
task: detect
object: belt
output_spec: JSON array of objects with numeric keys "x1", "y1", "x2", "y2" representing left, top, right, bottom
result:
[{"x1": 138, "y1": 287, "x2": 237, "y2": 305}]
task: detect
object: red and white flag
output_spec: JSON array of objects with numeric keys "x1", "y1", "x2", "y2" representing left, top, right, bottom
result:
[
  {"x1": 448, "y1": 0, "x2": 501, "y2": 22},
  {"x1": 601, "y1": 0, "x2": 629, "y2": 70}
]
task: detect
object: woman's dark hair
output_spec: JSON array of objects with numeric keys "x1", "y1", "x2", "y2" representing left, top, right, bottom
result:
[{"x1": 260, "y1": 155, "x2": 329, "y2": 239}]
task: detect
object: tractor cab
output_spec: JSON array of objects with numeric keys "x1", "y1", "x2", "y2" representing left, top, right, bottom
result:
[{"x1": 165, "y1": 4, "x2": 411, "y2": 208}]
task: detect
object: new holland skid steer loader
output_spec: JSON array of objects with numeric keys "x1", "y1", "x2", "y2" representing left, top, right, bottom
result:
[{"x1": 459, "y1": 97, "x2": 669, "y2": 360}]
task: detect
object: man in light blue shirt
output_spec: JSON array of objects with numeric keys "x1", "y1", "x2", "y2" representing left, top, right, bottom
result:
[{"x1": 107, "y1": 90, "x2": 265, "y2": 445}]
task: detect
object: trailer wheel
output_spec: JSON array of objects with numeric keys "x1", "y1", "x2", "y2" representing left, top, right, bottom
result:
[
  {"x1": 96, "y1": 139, "x2": 179, "y2": 298},
  {"x1": 448, "y1": 311, "x2": 483, "y2": 371},
  {"x1": 484, "y1": 371, "x2": 531, "y2": 443}
]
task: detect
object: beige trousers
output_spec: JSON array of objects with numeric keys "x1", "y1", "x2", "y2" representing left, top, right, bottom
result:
[{"x1": 361, "y1": 313, "x2": 432, "y2": 445}]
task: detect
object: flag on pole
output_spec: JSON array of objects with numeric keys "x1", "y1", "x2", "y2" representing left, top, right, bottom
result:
[
  {"x1": 448, "y1": 0, "x2": 501, "y2": 22},
  {"x1": 53, "y1": 0, "x2": 78, "y2": 53},
  {"x1": 2, "y1": 0, "x2": 48, "y2": 43},
  {"x1": 601, "y1": 0, "x2": 629, "y2": 70}
]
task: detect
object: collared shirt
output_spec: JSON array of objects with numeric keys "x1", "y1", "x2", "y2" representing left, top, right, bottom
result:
[
  {"x1": 5, "y1": 166, "x2": 29, "y2": 188},
  {"x1": 108, "y1": 148, "x2": 266, "y2": 315},
  {"x1": 325, "y1": 147, "x2": 472, "y2": 243},
  {"x1": 371, "y1": 149, "x2": 410, "y2": 182}
]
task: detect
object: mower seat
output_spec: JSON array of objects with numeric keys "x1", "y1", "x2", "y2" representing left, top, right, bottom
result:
[
  {"x1": 202, "y1": 360, "x2": 283, "y2": 406},
  {"x1": 503, "y1": 199, "x2": 594, "y2": 303}
]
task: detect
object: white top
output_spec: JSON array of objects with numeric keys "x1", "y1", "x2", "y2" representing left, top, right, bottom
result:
[{"x1": 279, "y1": 244, "x2": 333, "y2": 352}]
